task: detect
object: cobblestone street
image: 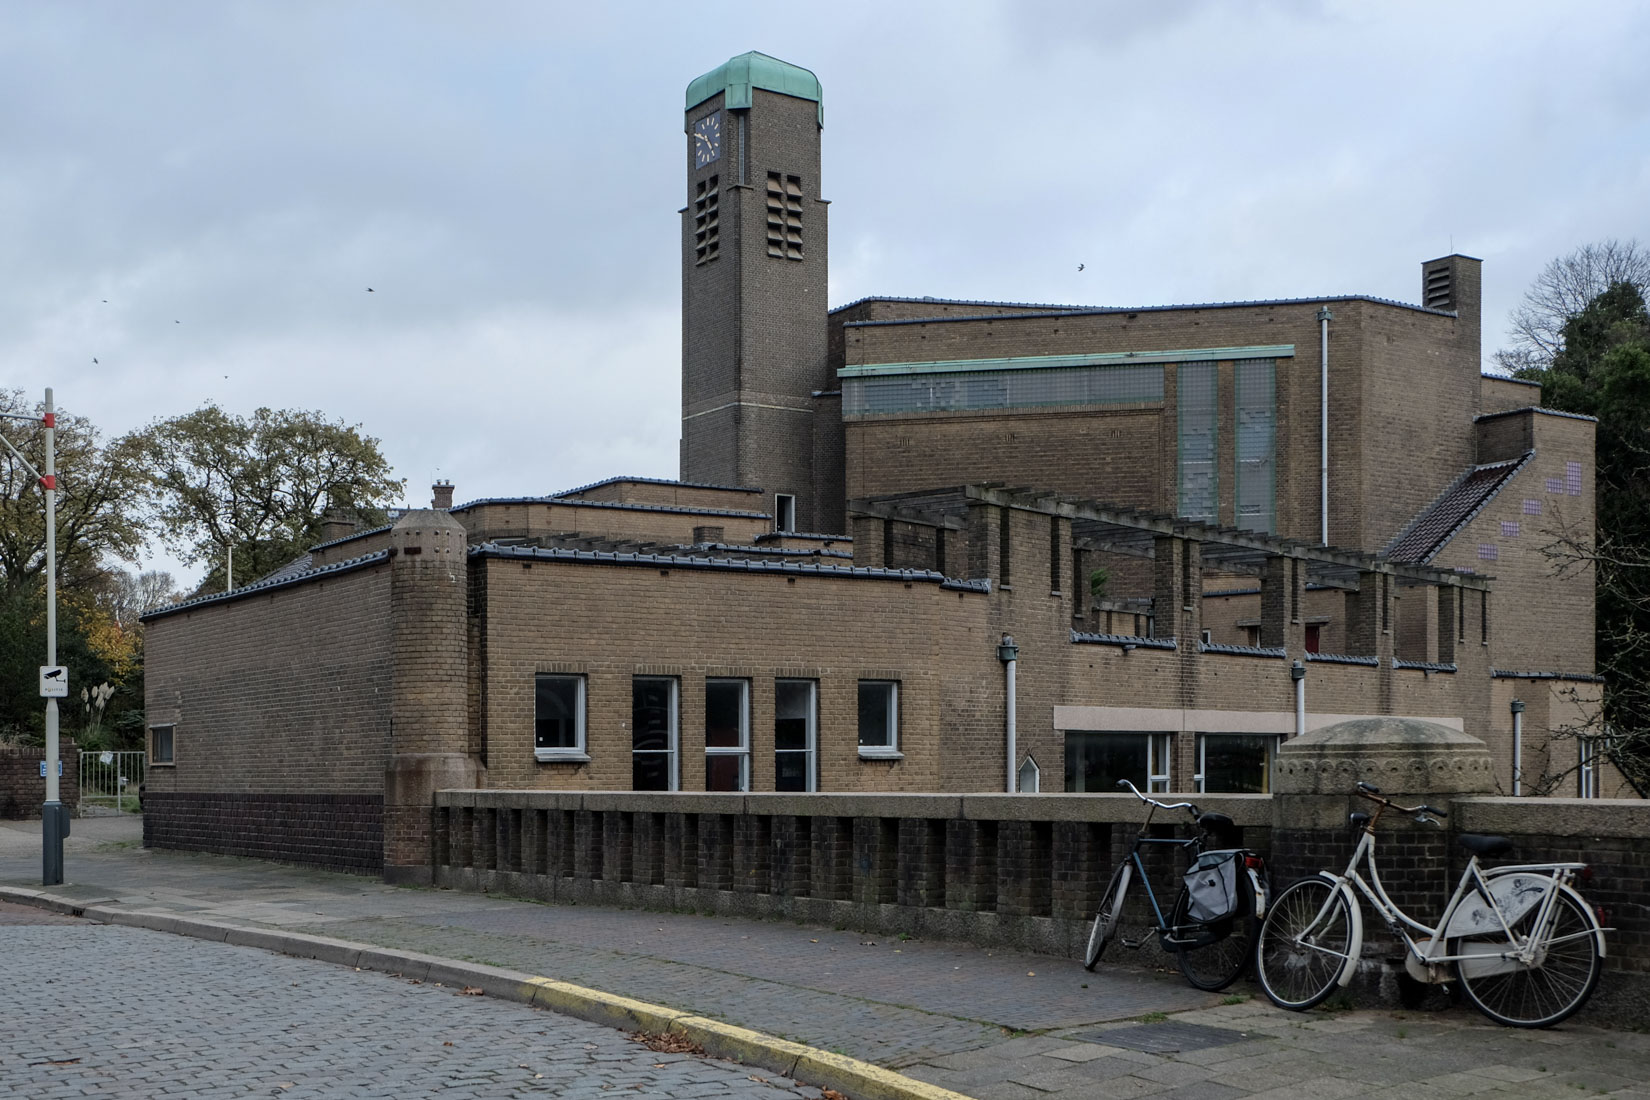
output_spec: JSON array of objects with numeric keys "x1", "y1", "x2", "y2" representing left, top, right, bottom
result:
[{"x1": 0, "y1": 902, "x2": 831, "y2": 1099}]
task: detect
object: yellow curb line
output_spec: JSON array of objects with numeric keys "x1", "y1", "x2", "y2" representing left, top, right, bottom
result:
[{"x1": 522, "y1": 976, "x2": 976, "y2": 1100}]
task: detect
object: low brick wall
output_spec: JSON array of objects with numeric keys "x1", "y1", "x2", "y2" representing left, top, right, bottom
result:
[
  {"x1": 0, "y1": 742, "x2": 80, "y2": 819},
  {"x1": 430, "y1": 791, "x2": 1271, "y2": 957},
  {"x1": 143, "y1": 791, "x2": 383, "y2": 875}
]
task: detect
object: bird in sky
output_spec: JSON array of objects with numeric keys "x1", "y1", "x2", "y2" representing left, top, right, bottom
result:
[
  {"x1": 1077, "y1": 263, "x2": 1085, "y2": 272},
  {"x1": 367, "y1": 287, "x2": 374, "y2": 292},
  {"x1": 92, "y1": 358, "x2": 98, "y2": 364}
]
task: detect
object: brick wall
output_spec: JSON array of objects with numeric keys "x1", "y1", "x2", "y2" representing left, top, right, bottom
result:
[
  {"x1": 142, "y1": 791, "x2": 382, "y2": 874},
  {"x1": 0, "y1": 742, "x2": 80, "y2": 819}
]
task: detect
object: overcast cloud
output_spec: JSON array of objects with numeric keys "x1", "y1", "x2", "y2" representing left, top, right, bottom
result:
[{"x1": 4, "y1": 1, "x2": 1647, "y2": 585}]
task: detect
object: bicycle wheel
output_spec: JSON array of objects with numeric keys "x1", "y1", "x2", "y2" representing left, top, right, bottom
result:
[
  {"x1": 1256, "y1": 876, "x2": 1355, "y2": 1010},
  {"x1": 1455, "y1": 887, "x2": 1601, "y2": 1028},
  {"x1": 1170, "y1": 884, "x2": 1256, "y2": 992},
  {"x1": 1084, "y1": 862, "x2": 1131, "y2": 970}
]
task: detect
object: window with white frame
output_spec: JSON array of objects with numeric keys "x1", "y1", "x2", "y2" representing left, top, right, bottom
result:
[
  {"x1": 774, "y1": 679, "x2": 816, "y2": 792},
  {"x1": 704, "y1": 678, "x2": 750, "y2": 792},
  {"x1": 1579, "y1": 737, "x2": 1599, "y2": 799},
  {"x1": 1063, "y1": 731, "x2": 1170, "y2": 793},
  {"x1": 534, "y1": 675, "x2": 587, "y2": 761},
  {"x1": 1017, "y1": 755, "x2": 1040, "y2": 793},
  {"x1": 775, "y1": 494, "x2": 797, "y2": 533},
  {"x1": 857, "y1": 680, "x2": 899, "y2": 757},
  {"x1": 1195, "y1": 733, "x2": 1277, "y2": 793},
  {"x1": 631, "y1": 677, "x2": 678, "y2": 791},
  {"x1": 149, "y1": 724, "x2": 175, "y2": 766}
]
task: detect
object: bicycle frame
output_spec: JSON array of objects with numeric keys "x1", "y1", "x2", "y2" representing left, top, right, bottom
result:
[{"x1": 1300, "y1": 812, "x2": 1605, "y2": 990}]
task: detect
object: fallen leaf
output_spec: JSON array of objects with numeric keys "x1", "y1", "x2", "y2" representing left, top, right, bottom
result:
[
  {"x1": 1028, "y1": 971, "x2": 1036, "y2": 976},
  {"x1": 31, "y1": 1059, "x2": 81, "y2": 1067},
  {"x1": 459, "y1": 986, "x2": 484, "y2": 996},
  {"x1": 809, "y1": 939, "x2": 818, "y2": 943},
  {"x1": 443, "y1": 1042, "x2": 454, "y2": 1047},
  {"x1": 748, "y1": 1075, "x2": 768, "y2": 1083},
  {"x1": 821, "y1": 1090, "x2": 850, "y2": 1100}
]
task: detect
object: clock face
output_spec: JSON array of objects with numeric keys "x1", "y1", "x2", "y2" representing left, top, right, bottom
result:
[{"x1": 693, "y1": 111, "x2": 722, "y2": 168}]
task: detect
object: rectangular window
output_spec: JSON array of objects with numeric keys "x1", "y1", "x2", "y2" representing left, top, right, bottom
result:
[
  {"x1": 1579, "y1": 738, "x2": 1598, "y2": 798},
  {"x1": 774, "y1": 679, "x2": 817, "y2": 792},
  {"x1": 765, "y1": 172, "x2": 803, "y2": 259},
  {"x1": 1177, "y1": 362, "x2": 1217, "y2": 522},
  {"x1": 704, "y1": 679, "x2": 750, "y2": 792},
  {"x1": 535, "y1": 674, "x2": 588, "y2": 761},
  {"x1": 1063, "y1": 731, "x2": 1170, "y2": 793},
  {"x1": 842, "y1": 362, "x2": 1163, "y2": 416},
  {"x1": 1305, "y1": 623, "x2": 1322, "y2": 653},
  {"x1": 857, "y1": 680, "x2": 899, "y2": 757},
  {"x1": 631, "y1": 677, "x2": 678, "y2": 791},
  {"x1": 775, "y1": 494, "x2": 796, "y2": 533},
  {"x1": 1196, "y1": 733, "x2": 1277, "y2": 794},
  {"x1": 149, "y1": 724, "x2": 175, "y2": 766},
  {"x1": 1234, "y1": 358, "x2": 1276, "y2": 534}
]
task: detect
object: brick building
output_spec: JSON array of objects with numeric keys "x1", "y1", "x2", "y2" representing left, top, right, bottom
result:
[{"x1": 142, "y1": 52, "x2": 1620, "y2": 878}]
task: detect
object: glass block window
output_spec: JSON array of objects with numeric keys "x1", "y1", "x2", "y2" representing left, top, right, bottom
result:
[
  {"x1": 842, "y1": 363, "x2": 1161, "y2": 416},
  {"x1": 1546, "y1": 476, "x2": 1565, "y2": 494},
  {"x1": 766, "y1": 172, "x2": 803, "y2": 259},
  {"x1": 1567, "y1": 461, "x2": 1583, "y2": 494},
  {"x1": 693, "y1": 175, "x2": 719, "y2": 265},
  {"x1": 1478, "y1": 544, "x2": 1499, "y2": 561},
  {"x1": 1500, "y1": 521, "x2": 1521, "y2": 537},
  {"x1": 1234, "y1": 359, "x2": 1276, "y2": 534},
  {"x1": 1176, "y1": 362, "x2": 1217, "y2": 523},
  {"x1": 1523, "y1": 499, "x2": 1542, "y2": 515}
]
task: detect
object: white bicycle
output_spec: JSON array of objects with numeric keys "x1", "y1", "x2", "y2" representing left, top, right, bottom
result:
[{"x1": 1255, "y1": 782, "x2": 1608, "y2": 1028}]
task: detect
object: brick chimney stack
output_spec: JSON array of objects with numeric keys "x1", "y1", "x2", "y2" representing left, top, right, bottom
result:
[
  {"x1": 319, "y1": 508, "x2": 357, "y2": 544},
  {"x1": 431, "y1": 480, "x2": 454, "y2": 510}
]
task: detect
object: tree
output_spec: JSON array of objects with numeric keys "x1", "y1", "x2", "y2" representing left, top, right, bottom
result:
[
  {"x1": 1494, "y1": 239, "x2": 1650, "y2": 375},
  {"x1": 131, "y1": 405, "x2": 404, "y2": 589},
  {"x1": 1511, "y1": 268, "x2": 1650, "y2": 793},
  {"x1": 0, "y1": 389, "x2": 152, "y2": 597}
]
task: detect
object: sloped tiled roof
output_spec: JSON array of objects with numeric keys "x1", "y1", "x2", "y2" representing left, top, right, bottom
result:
[{"x1": 1384, "y1": 454, "x2": 1532, "y2": 565}]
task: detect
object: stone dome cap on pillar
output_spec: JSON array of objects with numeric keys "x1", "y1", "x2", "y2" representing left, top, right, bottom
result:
[{"x1": 1275, "y1": 716, "x2": 1494, "y2": 797}]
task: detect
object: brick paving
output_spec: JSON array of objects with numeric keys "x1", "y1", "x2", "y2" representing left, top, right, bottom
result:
[
  {"x1": 0, "y1": 912, "x2": 830, "y2": 1099},
  {"x1": 4, "y1": 818, "x2": 1650, "y2": 1099}
]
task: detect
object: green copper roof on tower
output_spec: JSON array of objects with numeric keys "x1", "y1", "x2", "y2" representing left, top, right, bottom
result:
[{"x1": 686, "y1": 52, "x2": 822, "y2": 125}]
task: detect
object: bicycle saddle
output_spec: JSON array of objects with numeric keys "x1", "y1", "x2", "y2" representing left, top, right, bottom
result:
[
  {"x1": 1457, "y1": 834, "x2": 1513, "y2": 858},
  {"x1": 1197, "y1": 811, "x2": 1234, "y2": 832}
]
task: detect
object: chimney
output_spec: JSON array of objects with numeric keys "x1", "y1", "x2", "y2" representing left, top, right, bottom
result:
[
  {"x1": 692, "y1": 525, "x2": 725, "y2": 545},
  {"x1": 319, "y1": 508, "x2": 358, "y2": 544},
  {"x1": 431, "y1": 480, "x2": 454, "y2": 510}
]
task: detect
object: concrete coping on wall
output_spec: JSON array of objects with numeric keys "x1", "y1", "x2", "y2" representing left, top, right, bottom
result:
[
  {"x1": 436, "y1": 790, "x2": 1273, "y2": 827},
  {"x1": 1452, "y1": 796, "x2": 1650, "y2": 839}
]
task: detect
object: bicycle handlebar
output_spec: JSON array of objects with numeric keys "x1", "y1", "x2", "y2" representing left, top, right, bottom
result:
[
  {"x1": 1353, "y1": 783, "x2": 1448, "y2": 821},
  {"x1": 1115, "y1": 778, "x2": 1199, "y2": 817}
]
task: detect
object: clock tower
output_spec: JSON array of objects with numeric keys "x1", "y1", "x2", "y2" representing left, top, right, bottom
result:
[{"x1": 680, "y1": 52, "x2": 830, "y2": 532}]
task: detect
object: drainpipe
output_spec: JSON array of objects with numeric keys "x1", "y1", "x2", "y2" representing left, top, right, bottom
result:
[
  {"x1": 1291, "y1": 660, "x2": 1306, "y2": 739},
  {"x1": 998, "y1": 635, "x2": 1019, "y2": 793},
  {"x1": 1510, "y1": 699, "x2": 1525, "y2": 796},
  {"x1": 1317, "y1": 307, "x2": 1333, "y2": 546}
]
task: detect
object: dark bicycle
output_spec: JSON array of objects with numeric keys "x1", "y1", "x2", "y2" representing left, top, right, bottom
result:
[{"x1": 1084, "y1": 779, "x2": 1269, "y2": 991}]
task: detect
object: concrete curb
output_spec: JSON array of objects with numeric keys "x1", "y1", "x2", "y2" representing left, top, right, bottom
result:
[{"x1": 0, "y1": 886, "x2": 975, "y2": 1100}]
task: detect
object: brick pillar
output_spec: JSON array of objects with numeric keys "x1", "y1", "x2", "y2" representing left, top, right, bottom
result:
[
  {"x1": 1155, "y1": 535, "x2": 1201, "y2": 709},
  {"x1": 966, "y1": 501, "x2": 1004, "y2": 585},
  {"x1": 1345, "y1": 569, "x2": 1395, "y2": 661},
  {"x1": 1437, "y1": 583, "x2": 1461, "y2": 665},
  {"x1": 850, "y1": 514, "x2": 884, "y2": 567},
  {"x1": 1260, "y1": 554, "x2": 1305, "y2": 655},
  {"x1": 383, "y1": 509, "x2": 481, "y2": 884}
]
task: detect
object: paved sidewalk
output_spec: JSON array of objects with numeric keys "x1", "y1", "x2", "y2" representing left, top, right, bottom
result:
[{"x1": 3, "y1": 817, "x2": 1647, "y2": 1100}]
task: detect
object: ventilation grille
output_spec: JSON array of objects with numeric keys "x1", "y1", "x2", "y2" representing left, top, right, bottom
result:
[
  {"x1": 766, "y1": 172, "x2": 802, "y2": 260},
  {"x1": 1424, "y1": 264, "x2": 1454, "y2": 310},
  {"x1": 694, "y1": 175, "x2": 719, "y2": 265}
]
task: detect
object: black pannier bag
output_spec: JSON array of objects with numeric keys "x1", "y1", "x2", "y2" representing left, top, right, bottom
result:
[{"x1": 1184, "y1": 849, "x2": 1242, "y2": 923}]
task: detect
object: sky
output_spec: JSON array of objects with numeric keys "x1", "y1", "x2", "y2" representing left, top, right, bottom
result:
[{"x1": 4, "y1": 0, "x2": 1648, "y2": 587}]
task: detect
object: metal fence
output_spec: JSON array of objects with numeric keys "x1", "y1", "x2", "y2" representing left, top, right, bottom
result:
[{"x1": 79, "y1": 750, "x2": 146, "y2": 813}]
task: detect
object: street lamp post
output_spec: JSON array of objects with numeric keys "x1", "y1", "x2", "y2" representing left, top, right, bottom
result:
[{"x1": 0, "y1": 388, "x2": 66, "y2": 884}]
